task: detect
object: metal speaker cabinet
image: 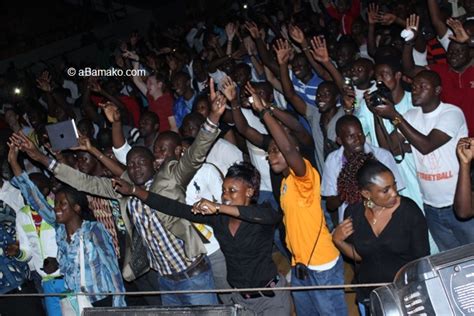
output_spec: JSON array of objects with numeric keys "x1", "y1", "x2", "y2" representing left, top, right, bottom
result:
[{"x1": 370, "y1": 243, "x2": 474, "y2": 316}]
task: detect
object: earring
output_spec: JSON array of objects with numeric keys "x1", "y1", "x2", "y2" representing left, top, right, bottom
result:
[{"x1": 364, "y1": 198, "x2": 375, "y2": 209}]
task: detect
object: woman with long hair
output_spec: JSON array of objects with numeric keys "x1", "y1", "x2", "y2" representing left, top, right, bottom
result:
[{"x1": 333, "y1": 152, "x2": 429, "y2": 313}]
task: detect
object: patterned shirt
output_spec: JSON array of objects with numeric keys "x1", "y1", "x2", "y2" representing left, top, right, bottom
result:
[
  {"x1": 0, "y1": 203, "x2": 29, "y2": 294},
  {"x1": 11, "y1": 172, "x2": 126, "y2": 307},
  {"x1": 127, "y1": 180, "x2": 192, "y2": 275}
]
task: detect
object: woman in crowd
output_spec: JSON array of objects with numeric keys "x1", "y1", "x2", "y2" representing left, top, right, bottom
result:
[
  {"x1": 333, "y1": 152, "x2": 430, "y2": 313},
  {"x1": 112, "y1": 161, "x2": 291, "y2": 316},
  {"x1": 9, "y1": 143, "x2": 127, "y2": 308}
]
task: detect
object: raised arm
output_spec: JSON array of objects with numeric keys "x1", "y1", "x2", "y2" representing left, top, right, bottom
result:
[
  {"x1": 309, "y1": 36, "x2": 344, "y2": 92},
  {"x1": 288, "y1": 25, "x2": 331, "y2": 81},
  {"x1": 221, "y1": 76, "x2": 265, "y2": 147},
  {"x1": 402, "y1": 15, "x2": 425, "y2": 78},
  {"x1": 122, "y1": 50, "x2": 147, "y2": 96},
  {"x1": 427, "y1": 0, "x2": 448, "y2": 38},
  {"x1": 274, "y1": 39, "x2": 308, "y2": 115},
  {"x1": 247, "y1": 84, "x2": 306, "y2": 177},
  {"x1": 454, "y1": 138, "x2": 474, "y2": 219},
  {"x1": 71, "y1": 135, "x2": 126, "y2": 177},
  {"x1": 245, "y1": 21, "x2": 280, "y2": 76},
  {"x1": 367, "y1": 3, "x2": 379, "y2": 57},
  {"x1": 272, "y1": 107, "x2": 314, "y2": 149}
]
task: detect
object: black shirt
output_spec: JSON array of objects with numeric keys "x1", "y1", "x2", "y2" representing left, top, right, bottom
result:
[
  {"x1": 144, "y1": 192, "x2": 282, "y2": 288},
  {"x1": 345, "y1": 197, "x2": 430, "y2": 301}
]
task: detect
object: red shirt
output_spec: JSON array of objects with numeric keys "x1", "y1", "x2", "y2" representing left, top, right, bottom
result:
[
  {"x1": 147, "y1": 93, "x2": 174, "y2": 132},
  {"x1": 429, "y1": 64, "x2": 474, "y2": 135},
  {"x1": 326, "y1": 0, "x2": 360, "y2": 35},
  {"x1": 90, "y1": 95, "x2": 141, "y2": 127}
]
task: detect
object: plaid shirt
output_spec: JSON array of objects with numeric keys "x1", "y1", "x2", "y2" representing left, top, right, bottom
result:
[{"x1": 127, "y1": 180, "x2": 192, "y2": 275}]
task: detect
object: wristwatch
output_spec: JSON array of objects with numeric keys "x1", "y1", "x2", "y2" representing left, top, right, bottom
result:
[{"x1": 392, "y1": 115, "x2": 403, "y2": 126}]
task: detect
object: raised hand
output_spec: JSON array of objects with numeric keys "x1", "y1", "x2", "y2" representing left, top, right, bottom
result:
[
  {"x1": 289, "y1": 24, "x2": 306, "y2": 45},
  {"x1": 367, "y1": 3, "x2": 380, "y2": 25},
  {"x1": 457, "y1": 137, "x2": 474, "y2": 165},
  {"x1": 122, "y1": 49, "x2": 139, "y2": 61},
  {"x1": 309, "y1": 36, "x2": 330, "y2": 63},
  {"x1": 99, "y1": 102, "x2": 121, "y2": 123},
  {"x1": 447, "y1": 18, "x2": 470, "y2": 43},
  {"x1": 273, "y1": 38, "x2": 292, "y2": 65},
  {"x1": 208, "y1": 93, "x2": 227, "y2": 124},
  {"x1": 245, "y1": 81, "x2": 267, "y2": 113},
  {"x1": 244, "y1": 21, "x2": 260, "y2": 39},
  {"x1": 71, "y1": 135, "x2": 93, "y2": 152},
  {"x1": 221, "y1": 76, "x2": 237, "y2": 101},
  {"x1": 36, "y1": 70, "x2": 52, "y2": 92},
  {"x1": 209, "y1": 77, "x2": 217, "y2": 103},
  {"x1": 225, "y1": 22, "x2": 237, "y2": 41},
  {"x1": 9, "y1": 132, "x2": 43, "y2": 161},
  {"x1": 7, "y1": 142, "x2": 19, "y2": 164}
]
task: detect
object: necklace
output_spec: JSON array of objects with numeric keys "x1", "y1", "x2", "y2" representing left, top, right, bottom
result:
[{"x1": 371, "y1": 207, "x2": 386, "y2": 225}]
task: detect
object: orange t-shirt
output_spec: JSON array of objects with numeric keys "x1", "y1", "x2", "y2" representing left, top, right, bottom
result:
[{"x1": 280, "y1": 159, "x2": 339, "y2": 266}]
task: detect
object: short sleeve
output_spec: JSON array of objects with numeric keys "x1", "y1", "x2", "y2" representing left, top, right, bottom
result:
[
  {"x1": 112, "y1": 141, "x2": 131, "y2": 165},
  {"x1": 436, "y1": 107, "x2": 467, "y2": 138},
  {"x1": 290, "y1": 159, "x2": 320, "y2": 202},
  {"x1": 321, "y1": 154, "x2": 339, "y2": 196},
  {"x1": 437, "y1": 29, "x2": 453, "y2": 51}
]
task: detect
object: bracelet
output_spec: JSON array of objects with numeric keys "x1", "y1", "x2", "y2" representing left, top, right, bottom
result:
[
  {"x1": 302, "y1": 46, "x2": 311, "y2": 51},
  {"x1": 98, "y1": 154, "x2": 104, "y2": 160},
  {"x1": 131, "y1": 184, "x2": 136, "y2": 195},
  {"x1": 206, "y1": 117, "x2": 219, "y2": 128},
  {"x1": 259, "y1": 108, "x2": 273, "y2": 120},
  {"x1": 231, "y1": 105, "x2": 240, "y2": 110},
  {"x1": 392, "y1": 115, "x2": 403, "y2": 126},
  {"x1": 215, "y1": 204, "x2": 220, "y2": 215}
]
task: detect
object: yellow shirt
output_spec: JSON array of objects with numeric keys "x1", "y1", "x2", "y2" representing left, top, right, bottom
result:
[{"x1": 280, "y1": 159, "x2": 339, "y2": 266}]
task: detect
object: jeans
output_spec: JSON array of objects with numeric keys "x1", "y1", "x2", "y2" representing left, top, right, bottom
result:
[
  {"x1": 291, "y1": 256, "x2": 348, "y2": 316},
  {"x1": 158, "y1": 256, "x2": 218, "y2": 306},
  {"x1": 424, "y1": 204, "x2": 474, "y2": 252}
]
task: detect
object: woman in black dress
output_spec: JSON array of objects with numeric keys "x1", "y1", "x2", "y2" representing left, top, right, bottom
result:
[
  {"x1": 113, "y1": 162, "x2": 291, "y2": 316},
  {"x1": 332, "y1": 152, "x2": 429, "y2": 314}
]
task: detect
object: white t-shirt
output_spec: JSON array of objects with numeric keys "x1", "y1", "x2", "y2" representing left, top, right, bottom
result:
[
  {"x1": 186, "y1": 163, "x2": 224, "y2": 255},
  {"x1": 404, "y1": 102, "x2": 468, "y2": 207},
  {"x1": 206, "y1": 138, "x2": 243, "y2": 175},
  {"x1": 354, "y1": 82, "x2": 377, "y2": 115},
  {"x1": 321, "y1": 143, "x2": 405, "y2": 222},
  {"x1": 241, "y1": 108, "x2": 272, "y2": 192}
]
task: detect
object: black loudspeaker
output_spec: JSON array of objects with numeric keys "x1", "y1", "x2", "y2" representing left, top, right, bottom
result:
[
  {"x1": 83, "y1": 304, "x2": 245, "y2": 316},
  {"x1": 370, "y1": 243, "x2": 474, "y2": 316}
]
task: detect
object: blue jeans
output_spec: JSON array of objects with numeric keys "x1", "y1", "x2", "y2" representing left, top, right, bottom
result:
[
  {"x1": 158, "y1": 256, "x2": 218, "y2": 306},
  {"x1": 424, "y1": 204, "x2": 474, "y2": 252},
  {"x1": 291, "y1": 256, "x2": 348, "y2": 316}
]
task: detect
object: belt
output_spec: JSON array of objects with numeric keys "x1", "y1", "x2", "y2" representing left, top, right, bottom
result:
[
  {"x1": 162, "y1": 255, "x2": 209, "y2": 281},
  {"x1": 240, "y1": 276, "x2": 279, "y2": 299}
]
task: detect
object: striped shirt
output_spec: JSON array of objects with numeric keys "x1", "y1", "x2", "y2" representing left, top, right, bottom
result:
[
  {"x1": 290, "y1": 70, "x2": 322, "y2": 107},
  {"x1": 127, "y1": 180, "x2": 192, "y2": 275}
]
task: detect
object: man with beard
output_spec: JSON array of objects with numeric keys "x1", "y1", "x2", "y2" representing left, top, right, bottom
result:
[{"x1": 372, "y1": 70, "x2": 474, "y2": 251}]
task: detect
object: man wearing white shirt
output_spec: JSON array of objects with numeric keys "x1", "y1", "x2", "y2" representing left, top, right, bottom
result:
[
  {"x1": 321, "y1": 115, "x2": 404, "y2": 222},
  {"x1": 372, "y1": 70, "x2": 474, "y2": 251}
]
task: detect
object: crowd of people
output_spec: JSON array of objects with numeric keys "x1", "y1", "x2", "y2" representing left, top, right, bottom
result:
[{"x1": 0, "y1": 0, "x2": 473, "y2": 315}]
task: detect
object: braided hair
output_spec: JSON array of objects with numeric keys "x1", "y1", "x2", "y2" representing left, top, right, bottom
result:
[{"x1": 337, "y1": 152, "x2": 393, "y2": 205}]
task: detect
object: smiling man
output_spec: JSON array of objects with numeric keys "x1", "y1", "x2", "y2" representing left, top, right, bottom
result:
[{"x1": 372, "y1": 70, "x2": 474, "y2": 251}]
